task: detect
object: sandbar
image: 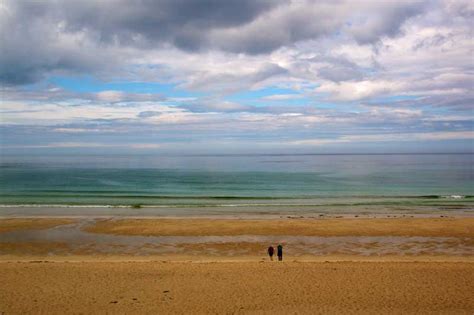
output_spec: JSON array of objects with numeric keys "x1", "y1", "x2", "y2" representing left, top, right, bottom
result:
[
  {"x1": 85, "y1": 217, "x2": 474, "y2": 237},
  {"x1": 0, "y1": 218, "x2": 75, "y2": 233}
]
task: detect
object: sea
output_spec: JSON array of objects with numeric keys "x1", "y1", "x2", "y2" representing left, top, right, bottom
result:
[{"x1": 0, "y1": 153, "x2": 473, "y2": 216}]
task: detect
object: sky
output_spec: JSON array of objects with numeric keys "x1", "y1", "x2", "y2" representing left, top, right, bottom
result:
[{"x1": 0, "y1": 0, "x2": 473, "y2": 155}]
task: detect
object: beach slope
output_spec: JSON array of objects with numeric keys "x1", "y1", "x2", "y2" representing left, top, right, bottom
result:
[{"x1": 1, "y1": 261, "x2": 473, "y2": 314}]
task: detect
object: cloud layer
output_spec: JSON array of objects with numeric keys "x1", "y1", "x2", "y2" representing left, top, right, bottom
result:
[{"x1": 0, "y1": 0, "x2": 473, "y2": 153}]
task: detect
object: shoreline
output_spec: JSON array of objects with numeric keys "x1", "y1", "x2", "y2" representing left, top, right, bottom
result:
[
  {"x1": 1, "y1": 212, "x2": 474, "y2": 219},
  {"x1": 1, "y1": 194, "x2": 472, "y2": 211},
  {"x1": 0, "y1": 205, "x2": 473, "y2": 219}
]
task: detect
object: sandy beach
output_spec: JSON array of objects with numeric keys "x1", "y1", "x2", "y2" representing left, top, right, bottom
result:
[
  {"x1": 1, "y1": 216, "x2": 473, "y2": 314},
  {"x1": 1, "y1": 261, "x2": 473, "y2": 314}
]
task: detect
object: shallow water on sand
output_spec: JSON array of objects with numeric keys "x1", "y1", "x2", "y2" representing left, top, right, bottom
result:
[{"x1": 1, "y1": 220, "x2": 472, "y2": 257}]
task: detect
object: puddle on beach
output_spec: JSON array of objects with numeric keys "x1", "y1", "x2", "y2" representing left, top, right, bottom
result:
[{"x1": 0, "y1": 219, "x2": 472, "y2": 257}]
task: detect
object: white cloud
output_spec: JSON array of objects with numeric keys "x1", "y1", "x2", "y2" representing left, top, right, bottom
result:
[
  {"x1": 317, "y1": 80, "x2": 404, "y2": 101},
  {"x1": 261, "y1": 94, "x2": 304, "y2": 101},
  {"x1": 4, "y1": 142, "x2": 162, "y2": 149},
  {"x1": 96, "y1": 90, "x2": 124, "y2": 102},
  {"x1": 52, "y1": 128, "x2": 115, "y2": 133},
  {"x1": 0, "y1": 101, "x2": 181, "y2": 125},
  {"x1": 291, "y1": 131, "x2": 474, "y2": 146}
]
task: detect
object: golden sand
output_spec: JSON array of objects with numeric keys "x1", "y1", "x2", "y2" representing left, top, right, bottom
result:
[
  {"x1": 0, "y1": 261, "x2": 473, "y2": 314},
  {"x1": 0, "y1": 218, "x2": 75, "y2": 233},
  {"x1": 1, "y1": 217, "x2": 473, "y2": 313},
  {"x1": 85, "y1": 217, "x2": 474, "y2": 237}
]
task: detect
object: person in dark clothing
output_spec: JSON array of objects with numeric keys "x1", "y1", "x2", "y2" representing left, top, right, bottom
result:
[
  {"x1": 267, "y1": 246, "x2": 275, "y2": 261},
  {"x1": 277, "y1": 244, "x2": 283, "y2": 261}
]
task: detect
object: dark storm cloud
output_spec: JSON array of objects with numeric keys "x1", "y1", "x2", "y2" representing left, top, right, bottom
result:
[
  {"x1": 0, "y1": 0, "x2": 114, "y2": 85},
  {"x1": 57, "y1": 0, "x2": 281, "y2": 50},
  {"x1": 0, "y1": 0, "x2": 281, "y2": 85},
  {"x1": 0, "y1": 0, "x2": 429, "y2": 85},
  {"x1": 209, "y1": 2, "x2": 345, "y2": 55},
  {"x1": 2, "y1": 0, "x2": 280, "y2": 51}
]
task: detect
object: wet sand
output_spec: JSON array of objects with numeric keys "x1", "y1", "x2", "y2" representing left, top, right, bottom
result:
[
  {"x1": 1, "y1": 217, "x2": 473, "y2": 258},
  {"x1": 1, "y1": 261, "x2": 473, "y2": 314}
]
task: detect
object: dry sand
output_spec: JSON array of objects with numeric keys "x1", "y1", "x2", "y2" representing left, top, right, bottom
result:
[
  {"x1": 85, "y1": 217, "x2": 474, "y2": 237},
  {"x1": 1, "y1": 261, "x2": 473, "y2": 314}
]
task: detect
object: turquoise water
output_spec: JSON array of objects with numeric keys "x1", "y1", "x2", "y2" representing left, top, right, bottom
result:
[{"x1": 0, "y1": 154, "x2": 472, "y2": 206}]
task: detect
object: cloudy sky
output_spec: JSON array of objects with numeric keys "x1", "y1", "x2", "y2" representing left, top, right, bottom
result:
[{"x1": 0, "y1": 0, "x2": 473, "y2": 154}]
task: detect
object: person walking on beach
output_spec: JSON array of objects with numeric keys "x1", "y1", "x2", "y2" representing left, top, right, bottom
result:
[
  {"x1": 267, "y1": 246, "x2": 275, "y2": 261},
  {"x1": 277, "y1": 244, "x2": 283, "y2": 261}
]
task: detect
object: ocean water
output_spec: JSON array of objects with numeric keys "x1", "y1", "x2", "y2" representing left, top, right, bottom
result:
[{"x1": 0, "y1": 154, "x2": 472, "y2": 210}]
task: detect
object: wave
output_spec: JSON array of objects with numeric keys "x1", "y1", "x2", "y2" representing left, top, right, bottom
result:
[
  {"x1": 0, "y1": 193, "x2": 471, "y2": 199},
  {"x1": 0, "y1": 195, "x2": 472, "y2": 208}
]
